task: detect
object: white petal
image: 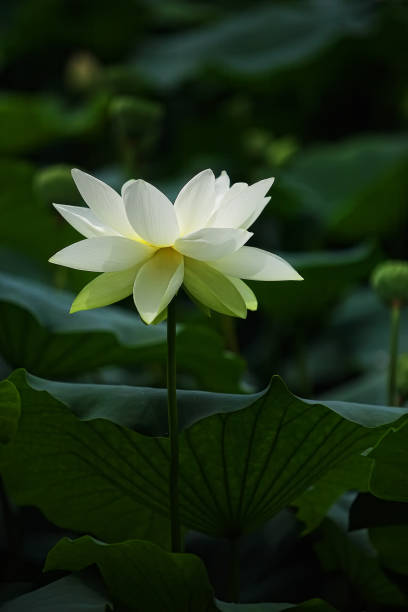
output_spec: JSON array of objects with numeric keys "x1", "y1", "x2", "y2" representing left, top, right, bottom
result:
[
  {"x1": 49, "y1": 236, "x2": 156, "y2": 272},
  {"x1": 228, "y1": 277, "x2": 258, "y2": 311},
  {"x1": 124, "y1": 180, "x2": 179, "y2": 247},
  {"x1": 71, "y1": 169, "x2": 136, "y2": 238},
  {"x1": 240, "y1": 196, "x2": 270, "y2": 230},
  {"x1": 70, "y1": 266, "x2": 140, "y2": 313},
  {"x1": 183, "y1": 258, "x2": 247, "y2": 318},
  {"x1": 133, "y1": 249, "x2": 184, "y2": 324},
  {"x1": 53, "y1": 204, "x2": 119, "y2": 238},
  {"x1": 211, "y1": 178, "x2": 274, "y2": 229},
  {"x1": 215, "y1": 171, "x2": 230, "y2": 200},
  {"x1": 210, "y1": 246, "x2": 303, "y2": 281},
  {"x1": 174, "y1": 169, "x2": 216, "y2": 235},
  {"x1": 121, "y1": 179, "x2": 136, "y2": 197},
  {"x1": 209, "y1": 181, "x2": 248, "y2": 222},
  {"x1": 175, "y1": 228, "x2": 252, "y2": 261},
  {"x1": 219, "y1": 182, "x2": 248, "y2": 206}
]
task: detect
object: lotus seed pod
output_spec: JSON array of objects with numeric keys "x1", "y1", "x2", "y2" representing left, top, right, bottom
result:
[
  {"x1": 109, "y1": 96, "x2": 163, "y2": 157},
  {"x1": 371, "y1": 260, "x2": 408, "y2": 306},
  {"x1": 110, "y1": 97, "x2": 162, "y2": 135},
  {"x1": 396, "y1": 353, "x2": 408, "y2": 398},
  {"x1": 34, "y1": 165, "x2": 82, "y2": 207}
]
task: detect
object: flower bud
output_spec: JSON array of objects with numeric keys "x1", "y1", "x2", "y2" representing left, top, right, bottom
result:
[
  {"x1": 397, "y1": 353, "x2": 408, "y2": 399},
  {"x1": 371, "y1": 260, "x2": 408, "y2": 306},
  {"x1": 34, "y1": 165, "x2": 82, "y2": 207}
]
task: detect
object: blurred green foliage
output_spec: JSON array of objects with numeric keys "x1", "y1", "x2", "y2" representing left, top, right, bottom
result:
[{"x1": 1, "y1": 0, "x2": 407, "y2": 397}]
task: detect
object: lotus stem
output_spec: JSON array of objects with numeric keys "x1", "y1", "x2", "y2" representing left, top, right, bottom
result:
[
  {"x1": 167, "y1": 299, "x2": 182, "y2": 552},
  {"x1": 388, "y1": 299, "x2": 401, "y2": 406}
]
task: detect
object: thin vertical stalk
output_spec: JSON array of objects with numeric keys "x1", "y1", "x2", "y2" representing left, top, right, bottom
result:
[
  {"x1": 220, "y1": 315, "x2": 239, "y2": 354},
  {"x1": 167, "y1": 299, "x2": 181, "y2": 552},
  {"x1": 388, "y1": 299, "x2": 401, "y2": 406}
]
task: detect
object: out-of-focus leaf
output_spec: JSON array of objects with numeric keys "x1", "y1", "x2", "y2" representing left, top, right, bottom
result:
[
  {"x1": 254, "y1": 244, "x2": 378, "y2": 323},
  {"x1": 315, "y1": 285, "x2": 408, "y2": 403},
  {"x1": 315, "y1": 519, "x2": 406, "y2": 607},
  {"x1": 45, "y1": 536, "x2": 217, "y2": 612},
  {"x1": 0, "y1": 159, "x2": 94, "y2": 286},
  {"x1": 0, "y1": 94, "x2": 107, "y2": 154},
  {"x1": 281, "y1": 135, "x2": 408, "y2": 241},
  {"x1": 0, "y1": 271, "x2": 244, "y2": 391},
  {"x1": 136, "y1": 0, "x2": 371, "y2": 87},
  {"x1": 1, "y1": 574, "x2": 110, "y2": 612},
  {"x1": 321, "y1": 372, "x2": 387, "y2": 405},
  {"x1": 3, "y1": 369, "x2": 405, "y2": 544}
]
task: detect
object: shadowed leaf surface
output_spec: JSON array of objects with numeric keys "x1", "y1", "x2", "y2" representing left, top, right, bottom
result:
[
  {"x1": 0, "y1": 574, "x2": 110, "y2": 612},
  {"x1": 315, "y1": 519, "x2": 406, "y2": 607},
  {"x1": 45, "y1": 536, "x2": 217, "y2": 612}
]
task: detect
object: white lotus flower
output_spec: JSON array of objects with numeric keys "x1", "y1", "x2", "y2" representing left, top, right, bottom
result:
[{"x1": 49, "y1": 169, "x2": 302, "y2": 324}]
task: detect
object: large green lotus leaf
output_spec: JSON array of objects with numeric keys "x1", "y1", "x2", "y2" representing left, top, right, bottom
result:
[
  {"x1": 45, "y1": 536, "x2": 217, "y2": 612},
  {"x1": 136, "y1": 0, "x2": 371, "y2": 87},
  {"x1": 2, "y1": 369, "x2": 406, "y2": 543},
  {"x1": 0, "y1": 380, "x2": 20, "y2": 444},
  {"x1": 0, "y1": 271, "x2": 244, "y2": 391},
  {"x1": 253, "y1": 244, "x2": 377, "y2": 323},
  {"x1": 1, "y1": 574, "x2": 111, "y2": 612},
  {"x1": 315, "y1": 519, "x2": 406, "y2": 607},
  {"x1": 281, "y1": 135, "x2": 408, "y2": 241},
  {"x1": 0, "y1": 94, "x2": 106, "y2": 154}
]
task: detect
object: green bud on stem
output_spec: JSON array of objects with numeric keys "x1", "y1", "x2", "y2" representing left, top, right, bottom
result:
[
  {"x1": 371, "y1": 260, "x2": 408, "y2": 405},
  {"x1": 371, "y1": 260, "x2": 408, "y2": 307}
]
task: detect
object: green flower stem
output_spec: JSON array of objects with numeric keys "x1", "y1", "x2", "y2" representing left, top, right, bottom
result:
[
  {"x1": 227, "y1": 537, "x2": 240, "y2": 602},
  {"x1": 388, "y1": 299, "x2": 401, "y2": 406},
  {"x1": 220, "y1": 315, "x2": 239, "y2": 354},
  {"x1": 167, "y1": 299, "x2": 182, "y2": 552}
]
